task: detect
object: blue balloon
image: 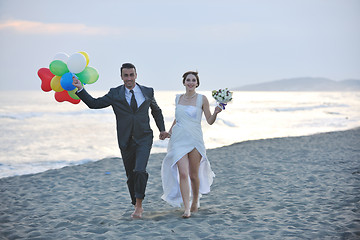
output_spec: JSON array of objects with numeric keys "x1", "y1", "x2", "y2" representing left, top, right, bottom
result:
[{"x1": 60, "y1": 72, "x2": 76, "y2": 91}]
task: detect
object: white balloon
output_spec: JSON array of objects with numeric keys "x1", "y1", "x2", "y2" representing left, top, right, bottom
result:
[
  {"x1": 53, "y1": 52, "x2": 69, "y2": 63},
  {"x1": 67, "y1": 53, "x2": 87, "y2": 74}
]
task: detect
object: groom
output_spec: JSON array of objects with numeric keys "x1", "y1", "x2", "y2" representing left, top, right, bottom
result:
[{"x1": 72, "y1": 63, "x2": 167, "y2": 218}]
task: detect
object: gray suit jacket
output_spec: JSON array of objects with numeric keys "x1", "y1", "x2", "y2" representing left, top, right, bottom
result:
[{"x1": 76, "y1": 84, "x2": 165, "y2": 150}]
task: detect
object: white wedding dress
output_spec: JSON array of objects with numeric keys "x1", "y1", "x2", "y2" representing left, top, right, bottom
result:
[{"x1": 161, "y1": 94, "x2": 215, "y2": 207}]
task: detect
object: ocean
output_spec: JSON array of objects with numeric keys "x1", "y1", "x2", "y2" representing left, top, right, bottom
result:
[{"x1": 1, "y1": 90, "x2": 359, "y2": 179}]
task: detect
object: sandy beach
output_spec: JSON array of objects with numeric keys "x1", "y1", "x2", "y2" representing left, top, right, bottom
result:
[{"x1": 1, "y1": 128, "x2": 359, "y2": 239}]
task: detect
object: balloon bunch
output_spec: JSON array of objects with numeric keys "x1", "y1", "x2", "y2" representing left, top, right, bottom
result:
[{"x1": 37, "y1": 51, "x2": 99, "y2": 104}]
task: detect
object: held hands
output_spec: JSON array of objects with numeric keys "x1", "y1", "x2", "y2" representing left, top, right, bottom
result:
[
  {"x1": 159, "y1": 131, "x2": 171, "y2": 140},
  {"x1": 72, "y1": 76, "x2": 83, "y2": 90}
]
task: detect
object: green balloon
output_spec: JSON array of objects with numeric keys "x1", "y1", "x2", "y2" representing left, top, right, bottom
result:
[
  {"x1": 49, "y1": 60, "x2": 69, "y2": 76},
  {"x1": 76, "y1": 66, "x2": 99, "y2": 84},
  {"x1": 68, "y1": 88, "x2": 80, "y2": 100}
]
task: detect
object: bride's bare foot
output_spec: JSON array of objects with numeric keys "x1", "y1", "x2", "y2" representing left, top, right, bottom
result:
[
  {"x1": 182, "y1": 209, "x2": 191, "y2": 218},
  {"x1": 190, "y1": 202, "x2": 198, "y2": 212},
  {"x1": 131, "y1": 207, "x2": 143, "y2": 219}
]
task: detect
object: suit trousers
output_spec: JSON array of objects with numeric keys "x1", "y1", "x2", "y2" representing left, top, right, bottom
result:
[{"x1": 120, "y1": 138, "x2": 151, "y2": 205}]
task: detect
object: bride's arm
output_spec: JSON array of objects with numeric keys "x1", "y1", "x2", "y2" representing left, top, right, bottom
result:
[
  {"x1": 167, "y1": 119, "x2": 176, "y2": 137},
  {"x1": 202, "y1": 95, "x2": 222, "y2": 125}
]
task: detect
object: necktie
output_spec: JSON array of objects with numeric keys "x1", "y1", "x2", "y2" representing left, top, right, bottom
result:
[{"x1": 130, "y1": 90, "x2": 137, "y2": 112}]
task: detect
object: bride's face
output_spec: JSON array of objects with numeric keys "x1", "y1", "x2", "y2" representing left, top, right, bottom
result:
[{"x1": 184, "y1": 74, "x2": 198, "y2": 90}]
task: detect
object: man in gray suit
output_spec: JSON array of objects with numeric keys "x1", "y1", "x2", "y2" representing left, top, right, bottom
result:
[{"x1": 72, "y1": 63, "x2": 167, "y2": 218}]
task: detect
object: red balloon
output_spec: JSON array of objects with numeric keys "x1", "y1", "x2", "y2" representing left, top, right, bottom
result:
[
  {"x1": 54, "y1": 91, "x2": 81, "y2": 104},
  {"x1": 37, "y1": 68, "x2": 54, "y2": 92}
]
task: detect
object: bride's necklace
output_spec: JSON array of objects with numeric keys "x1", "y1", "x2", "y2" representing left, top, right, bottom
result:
[{"x1": 184, "y1": 92, "x2": 196, "y2": 100}]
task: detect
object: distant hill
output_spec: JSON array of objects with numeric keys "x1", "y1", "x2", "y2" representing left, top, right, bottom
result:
[{"x1": 235, "y1": 78, "x2": 360, "y2": 91}]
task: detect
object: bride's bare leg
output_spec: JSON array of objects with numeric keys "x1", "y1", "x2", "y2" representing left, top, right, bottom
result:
[
  {"x1": 189, "y1": 149, "x2": 201, "y2": 212},
  {"x1": 177, "y1": 155, "x2": 191, "y2": 218}
]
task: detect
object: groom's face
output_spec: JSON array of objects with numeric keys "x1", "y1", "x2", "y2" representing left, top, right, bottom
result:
[{"x1": 121, "y1": 68, "x2": 137, "y2": 89}]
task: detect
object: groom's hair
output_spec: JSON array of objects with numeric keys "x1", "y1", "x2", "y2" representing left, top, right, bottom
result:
[
  {"x1": 182, "y1": 71, "x2": 200, "y2": 88},
  {"x1": 120, "y1": 63, "x2": 137, "y2": 75}
]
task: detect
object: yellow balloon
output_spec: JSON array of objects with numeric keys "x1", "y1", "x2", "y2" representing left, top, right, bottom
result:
[
  {"x1": 78, "y1": 51, "x2": 89, "y2": 67},
  {"x1": 50, "y1": 76, "x2": 64, "y2": 92}
]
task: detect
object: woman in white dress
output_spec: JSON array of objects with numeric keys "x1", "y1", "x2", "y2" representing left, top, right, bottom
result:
[{"x1": 161, "y1": 71, "x2": 222, "y2": 218}]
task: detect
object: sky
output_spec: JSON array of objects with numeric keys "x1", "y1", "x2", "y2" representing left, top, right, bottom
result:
[{"x1": 0, "y1": 0, "x2": 359, "y2": 91}]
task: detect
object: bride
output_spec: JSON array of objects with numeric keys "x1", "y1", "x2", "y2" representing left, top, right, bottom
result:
[{"x1": 161, "y1": 71, "x2": 222, "y2": 218}]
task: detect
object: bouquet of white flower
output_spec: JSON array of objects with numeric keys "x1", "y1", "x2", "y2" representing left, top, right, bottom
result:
[{"x1": 212, "y1": 88, "x2": 233, "y2": 110}]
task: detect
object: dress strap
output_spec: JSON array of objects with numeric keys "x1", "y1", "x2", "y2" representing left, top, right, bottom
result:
[{"x1": 175, "y1": 94, "x2": 181, "y2": 105}]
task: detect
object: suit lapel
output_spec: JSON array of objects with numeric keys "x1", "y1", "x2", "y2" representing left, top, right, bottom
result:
[
  {"x1": 117, "y1": 85, "x2": 132, "y2": 111},
  {"x1": 118, "y1": 85, "x2": 126, "y2": 101}
]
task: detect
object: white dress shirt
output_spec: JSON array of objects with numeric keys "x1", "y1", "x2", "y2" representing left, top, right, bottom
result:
[{"x1": 125, "y1": 84, "x2": 145, "y2": 108}]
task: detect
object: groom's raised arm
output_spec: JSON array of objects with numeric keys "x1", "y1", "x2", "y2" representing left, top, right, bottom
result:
[{"x1": 73, "y1": 76, "x2": 112, "y2": 109}]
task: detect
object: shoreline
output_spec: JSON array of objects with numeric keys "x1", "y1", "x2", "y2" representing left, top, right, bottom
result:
[
  {"x1": 1, "y1": 127, "x2": 359, "y2": 180},
  {"x1": 1, "y1": 128, "x2": 359, "y2": 239}
]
